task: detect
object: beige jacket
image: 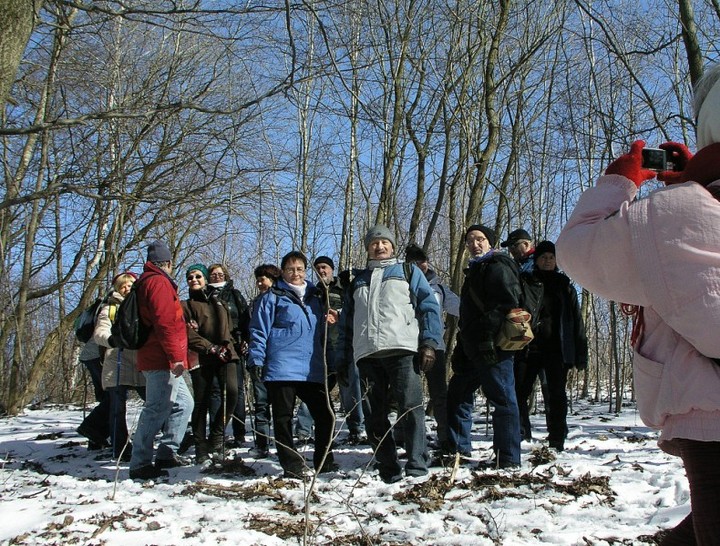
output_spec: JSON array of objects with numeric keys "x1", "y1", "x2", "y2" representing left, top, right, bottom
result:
[{"x1": 93, "y1": 291, "x2": 145, "y2": 390}]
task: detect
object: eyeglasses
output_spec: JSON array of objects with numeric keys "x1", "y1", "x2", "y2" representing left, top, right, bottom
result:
[
  {"x1": 284, "y1": 267, "x2": 306, "y2": 274},
  {"x1": 209, "y1": 272, "x2": 225, "y2": 278},
  {"x1": 187, "y1": 274, "x2": 204, "y2": 280}
]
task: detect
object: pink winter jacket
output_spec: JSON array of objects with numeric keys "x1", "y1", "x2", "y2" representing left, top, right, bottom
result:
[{"x1": 556, "y1": 174, "x2": 720, "y2": 455}]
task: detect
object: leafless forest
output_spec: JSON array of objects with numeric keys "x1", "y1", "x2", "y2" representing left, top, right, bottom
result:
[{"x1": 0, "y1": 0, "x2": 717, "y2": 415}]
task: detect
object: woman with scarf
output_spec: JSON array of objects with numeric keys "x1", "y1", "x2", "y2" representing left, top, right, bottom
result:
[
  {"x1": 247, "y1": 251, "x2": 337, "y2": 479},
  {"x1": 181, "y1": 264, "x2": 240, "y2": 464},
  {"x1": 207, "y1": 263, "x2": 251, "y2": 447},
  {"x1": 93, "y1": 271, "x2": 145, "y2": 461}
]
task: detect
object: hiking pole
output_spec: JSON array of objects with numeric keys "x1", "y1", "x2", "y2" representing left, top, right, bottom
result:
[
  {"x1": 81, "y1": 361, "x2": 88, "y2": 421},
  {"x1": 221, "y1": 361, "x2": 227, "y2": 460},
  {"x1": 113, "y1": 348, "x2": 122, "y2": 458},
  {"x1": 249, "y1": 373, "x2": 258, "y2": 446}
]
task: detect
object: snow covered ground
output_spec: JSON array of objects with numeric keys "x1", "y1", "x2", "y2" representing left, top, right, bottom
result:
[{"x1": 0, "y1": 398, "x2": 683, "y2": 545}]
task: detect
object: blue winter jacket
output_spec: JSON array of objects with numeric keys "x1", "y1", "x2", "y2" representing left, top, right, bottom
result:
[{"x1": 247, "y1": 279, "x2": 326, "y2": 384}]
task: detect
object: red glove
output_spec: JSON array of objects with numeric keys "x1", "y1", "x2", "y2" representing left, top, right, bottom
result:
[
  {"x1": 657, "y1": 141, "x2": 693, "y2": 185},
  {"x1": 604, "y1": 140, "x2": 657, "y2": 187}
]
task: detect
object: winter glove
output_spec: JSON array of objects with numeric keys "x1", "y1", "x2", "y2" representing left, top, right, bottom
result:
[
  {"x1": 604, "y1": 140, "x2": 657, "y2": 187},
  {"x1": 417, "y1": 346, "x2": 436, "y2": 373},
  {"x1": 249, "y1": 365, "x2": 263, "y2": 383},
  {"x1": 171, "y1": 362, "x2": 185, "y2": 377},
  {"x1": 675, "y1": 142, "x2": 720, "y2": 187},
  {"x1": 657, "y1": 141, "x2": 692, "y2": 185},
  {"x1": 207, "y1": 344, "x2": 230, "y2": 361}
]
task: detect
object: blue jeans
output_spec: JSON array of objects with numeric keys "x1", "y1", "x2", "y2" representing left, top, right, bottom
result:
[
  {"x1": 130, "y1": 370, "x2": 194, "y2": 469},
  {"x1": 447, "y1": 350, "x2": 521, "y2": 466},
  {"x1": 359, "y1": 354, "x2": 427, "y2": 478},
  {"x1": 294, "y1": 401, "x2": 313, "y2": 438},
  {"x1": 339, "y1": 360, "x2": 366, "y2": 435}
]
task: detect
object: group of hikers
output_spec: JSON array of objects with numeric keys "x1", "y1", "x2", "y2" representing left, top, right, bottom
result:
[
  {"x1": 72, "y1": 62, "x2": 720, "y2": 544},
  {"x1": 76, "y1": 225, "x2": 584, "y2": 484}
]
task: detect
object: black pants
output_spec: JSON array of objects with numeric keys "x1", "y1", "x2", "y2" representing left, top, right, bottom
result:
[
  {"x1": 514, "y1": 350, "x2": 568, "y2": 446},
  {"x1": 661, "y1": 439, "x2": 720, "y2": 546},
  {"x1": 210, "y1": 354, "x2": 247, "y2": 439},
  {"x1": 190, "y1": 361, "x2": 238, "y2": 449},
  {"x1": 79, "y1": 357, "x2": 110, "y2": 442},
  {"x1": 266, "y1": 381, "x2": 335, "y2": 474}
]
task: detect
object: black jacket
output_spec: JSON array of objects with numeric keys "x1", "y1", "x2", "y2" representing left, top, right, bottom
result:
[
  {"x1": 531, "y1": 269, "x2": 588, "y2": 369},
  {"x1": 459, "y1": 251, "x2": 521, "y2": 358},
  {"x1": 208, "y1": 280, "x2": 250, "y2": 345}
]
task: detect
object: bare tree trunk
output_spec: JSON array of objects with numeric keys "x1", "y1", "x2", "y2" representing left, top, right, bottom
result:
[
  {"x1": 0, "y1": 0, "x2": 43, "y2": 108},
  {"x1": 677, "y1": 0, "x2": 704, "y2": 87}
]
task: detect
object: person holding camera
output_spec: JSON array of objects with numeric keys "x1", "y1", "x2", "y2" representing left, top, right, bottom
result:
[{"x1": 556, "y1": 64, "x2": 720, "y2": 543}]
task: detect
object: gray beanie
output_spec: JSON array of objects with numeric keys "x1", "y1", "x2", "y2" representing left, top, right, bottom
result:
[
  {"x1": 147, "y1": 240, "x2": 172, "y2": 263},
  {"x1": 364, "y1": 224, "x2": 396, "y2": 250}
]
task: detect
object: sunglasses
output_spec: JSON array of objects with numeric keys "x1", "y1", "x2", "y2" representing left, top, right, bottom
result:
[{"x1": 187, "y1": 274, "x2": 204, "y2": 280}]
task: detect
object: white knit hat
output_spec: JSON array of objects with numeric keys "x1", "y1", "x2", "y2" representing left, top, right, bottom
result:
[{"x1": 696, "y1": 80, "x2": 720, "y2": 149}]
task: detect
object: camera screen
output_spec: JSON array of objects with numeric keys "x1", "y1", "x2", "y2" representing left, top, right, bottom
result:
[{"x1": 642, "y1": 148, "x2": 666, "y2": 171}]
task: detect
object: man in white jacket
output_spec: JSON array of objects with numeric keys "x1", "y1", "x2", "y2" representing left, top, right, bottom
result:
[{"x1": 339, "y1": 225, "x2": 443, "y2": 483}]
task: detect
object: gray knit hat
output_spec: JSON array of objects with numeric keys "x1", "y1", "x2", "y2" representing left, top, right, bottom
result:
[
  {"x1": 364, "y1": 224, "x2": 396, "y2": 250},
  {"x1": 147, "y1": 240, "x2": 172, "y2": 263}
]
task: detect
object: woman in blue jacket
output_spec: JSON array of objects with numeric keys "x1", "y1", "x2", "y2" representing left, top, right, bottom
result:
[{"x1": 247, "y1": 251, "x2": 337, "y2": 479}]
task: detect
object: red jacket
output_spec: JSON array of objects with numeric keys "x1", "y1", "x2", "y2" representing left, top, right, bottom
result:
[{"x1": 136, "y1": 261, "x2": 188, "y2": 371}]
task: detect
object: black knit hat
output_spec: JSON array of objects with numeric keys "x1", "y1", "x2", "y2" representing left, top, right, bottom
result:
[
  {"x1": 405, "y1": 243, "x2": 428, "y2": 262},
  {"x1": 465, "y1": 224, "x2": 497, "y2": 248},
  {"x1": 313, "y1": 255, "x2": 335, "y2": 270},
  {"x1": 534, "y1": 240, "x2": 556, "y2": 257},
  {"x1": 500, "y1": 228, "x2": 532, "y2": 248}
]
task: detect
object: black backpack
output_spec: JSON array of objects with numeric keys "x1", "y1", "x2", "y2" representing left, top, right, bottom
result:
[
  {"x1": 74, "y1": 297, "x2": 103, "y2": 343},
  {"x1": 111, "y1": 281, "x2": 150, "y2": 350}
]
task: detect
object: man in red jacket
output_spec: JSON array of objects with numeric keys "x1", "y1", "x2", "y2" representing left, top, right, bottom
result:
[{"x1": 129, "y1": 240, "x2": 194, "y2": 480}]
